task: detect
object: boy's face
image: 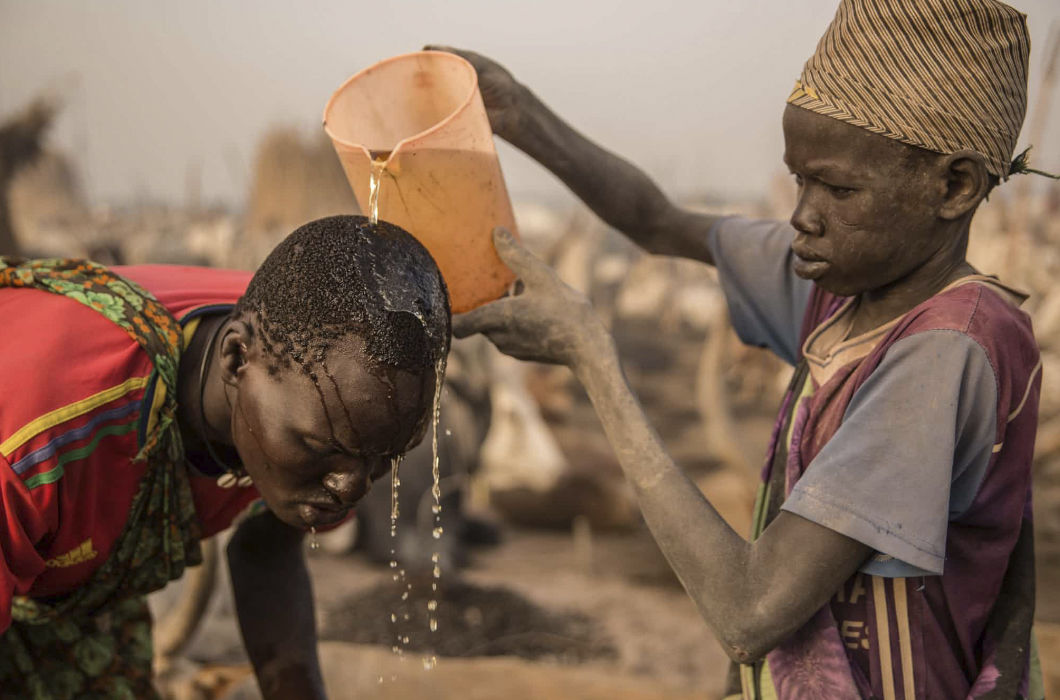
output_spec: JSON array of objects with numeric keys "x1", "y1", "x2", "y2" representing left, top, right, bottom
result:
[
  {"x1": 230, "y1": 334, "x2": 435, "y2": 530},
  {"x1": 781, "y1": 105, "x2": 949, "y2": 297}
]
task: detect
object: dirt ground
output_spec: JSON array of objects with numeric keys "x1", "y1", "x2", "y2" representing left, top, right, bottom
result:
[{"x1": 313, "y1": 526, "x2": 732, "y2": 698}]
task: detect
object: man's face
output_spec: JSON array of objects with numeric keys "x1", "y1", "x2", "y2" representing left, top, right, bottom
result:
[
  {"x1": 229, "y1": 334, "x2": 435, "y2": 529},
  {"x1": 781, "y1": 105, "x2": 947, "y2": 297}
]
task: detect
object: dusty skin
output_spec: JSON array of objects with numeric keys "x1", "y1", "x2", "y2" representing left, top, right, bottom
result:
[{"x1": 443, "y1": 46, "x2": 994, "y2": 663}]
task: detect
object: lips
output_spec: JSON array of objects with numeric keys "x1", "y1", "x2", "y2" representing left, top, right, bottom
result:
[
  {"x1": 791, "y1": 243, "x2": 831, "y2": 280},
  {"x1": 298, "y1": 502, "x2": 351, "y2": 527}
]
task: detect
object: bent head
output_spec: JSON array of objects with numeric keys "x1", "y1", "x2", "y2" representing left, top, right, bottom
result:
[
  {"x1": 782, "y1": 104, "x2": 992, "y2": 297},
  {"x1": 221, "y1": 215, "x2": 450, "y2": 529}
]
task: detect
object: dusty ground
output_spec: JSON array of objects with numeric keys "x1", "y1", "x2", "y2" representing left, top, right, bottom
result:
[{"x1": 313, "y1": 527, "x2": 731, "y2": 698}]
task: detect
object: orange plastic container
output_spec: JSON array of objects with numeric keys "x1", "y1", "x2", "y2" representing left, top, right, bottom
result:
[{"x1": 323, "y1": 51, "x2": 518, "y2": 314}]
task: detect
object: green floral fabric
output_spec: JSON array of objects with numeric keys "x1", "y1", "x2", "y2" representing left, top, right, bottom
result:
[{"x1": 0, "y1": 257, "x2": 203, "y2": 699}]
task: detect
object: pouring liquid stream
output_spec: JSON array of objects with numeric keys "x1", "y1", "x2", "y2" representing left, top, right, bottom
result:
[
  {"x1": 367, "y1": 150, "x2": 390, "y2": 226},
  {"x1": 384, "y1": 356, "x2": 445, "y2": 677},
  {"x1": 389, "y1": 455, "x2": 406, "y2": 663},
  {"x1": 422, "y1": 356, "x2": 445, "y2": 671}
]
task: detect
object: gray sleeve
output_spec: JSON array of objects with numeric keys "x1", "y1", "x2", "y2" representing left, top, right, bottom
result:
[
  {"x1": 706, "y1": 217, "x2": 814, "y2": 365},
  {"x1": 781, "y1": 330, "x2": 997, "y2": 577}
]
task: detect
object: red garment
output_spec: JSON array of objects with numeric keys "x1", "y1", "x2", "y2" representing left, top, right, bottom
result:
[{"x1": 0, "y1": 264, "x2": 258, "y2": 633}]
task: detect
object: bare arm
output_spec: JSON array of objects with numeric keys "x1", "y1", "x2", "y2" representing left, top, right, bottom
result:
[
  {"x1": 426, "y1": 46, "x2": 720, "y2": 265},
  {"x1": 454, "y1": 229, "x2": 871, "y2": 662},
  {"x1": 227, "y1": 510, "x2": 326, "y2": 699},
  {"x1": 575, "y1": 335, "x2": 869, "y2": 661}
]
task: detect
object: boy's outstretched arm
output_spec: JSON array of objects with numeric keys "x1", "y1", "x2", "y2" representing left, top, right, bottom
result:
[
  {"x1": 425, "y1": 46, "x2": 720, "y2": 265},
  {"x1": 455, "y1": 229, "x2": 872, "y2": 663}
]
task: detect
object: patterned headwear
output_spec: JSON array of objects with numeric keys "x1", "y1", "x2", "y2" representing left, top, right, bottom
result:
[{"x1": 788, "y1": 0, "x2": 1030, "y2": 179}]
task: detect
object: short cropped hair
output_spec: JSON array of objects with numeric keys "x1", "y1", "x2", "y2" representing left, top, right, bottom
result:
[{"x1": 236, "y1": 215, "x2": 450, "y2": 378}]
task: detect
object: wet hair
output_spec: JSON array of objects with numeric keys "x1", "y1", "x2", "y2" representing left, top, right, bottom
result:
[{"x1": 235, "y1": 215, "x2": 451, "y2": 378}]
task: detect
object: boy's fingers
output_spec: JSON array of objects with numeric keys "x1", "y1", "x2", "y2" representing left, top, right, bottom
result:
[
  {"x1": 423, "y1": 45, "x2": 493, "y2": 73},
  {"x1": 492, "y1": 227, "x2": 547, "y2": 283},
  {"x1": 424, "y1": 45, "x2": 472, "y2": 61},
  {"x1": 452, "y1": 300, "x2": 508, "y2": 338}
]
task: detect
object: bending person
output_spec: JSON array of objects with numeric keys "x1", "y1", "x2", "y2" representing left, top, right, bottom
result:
[{"x1": 0, "y1": 214, "x2": 450, "y2": 699}]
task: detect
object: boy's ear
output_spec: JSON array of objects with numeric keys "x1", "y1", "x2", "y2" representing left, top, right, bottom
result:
[
  {"x1": 938, "y1": 150, "x2": 991, "y2": 220},
  {"x1": 219, "y1": 320, "x2": 252, "y2": 387}
]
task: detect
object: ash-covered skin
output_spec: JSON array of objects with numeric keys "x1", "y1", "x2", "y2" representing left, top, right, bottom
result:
[{"x1": 439, "y1": 46, "x2": 995, "y2": 666}]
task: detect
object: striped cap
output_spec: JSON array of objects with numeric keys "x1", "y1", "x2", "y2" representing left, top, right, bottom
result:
[{"x1": 788, "y1": 0, "x2": 1029, "y2": 178}]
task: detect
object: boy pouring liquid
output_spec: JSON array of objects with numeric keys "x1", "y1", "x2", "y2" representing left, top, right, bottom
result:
[{"x1": 440, "y1": 0, "x2": 1054, "y2": 696}]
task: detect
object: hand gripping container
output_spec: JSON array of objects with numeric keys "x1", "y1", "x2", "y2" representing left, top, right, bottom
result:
[{"x1": 323, "y1": 51, "x2": 518, "y2": 313}]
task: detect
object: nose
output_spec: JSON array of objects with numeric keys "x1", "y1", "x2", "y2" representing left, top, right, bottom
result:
[
  {"x1": 790, "y1": 188, "x2": 824, "y2": 237},
  {"x1": 322, "y1": 471, "x2": 370, "y2": 506}
]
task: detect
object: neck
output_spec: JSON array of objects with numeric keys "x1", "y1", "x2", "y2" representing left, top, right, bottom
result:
[
  {"x1": 850, "y1": 223, "x2": 973, "y2": 336},
  {"x1": 177, "y1": 315, "x2": 235, "y2": 452}
]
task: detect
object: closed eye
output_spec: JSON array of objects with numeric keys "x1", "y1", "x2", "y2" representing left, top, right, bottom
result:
[{"x1": 825, "y1": 183, "x2": 856, "y2": 198}]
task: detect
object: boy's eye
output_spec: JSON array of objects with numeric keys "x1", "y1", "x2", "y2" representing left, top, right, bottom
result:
[{"x1": 826, "y1": 184, "x2": 855, "y2": 198}]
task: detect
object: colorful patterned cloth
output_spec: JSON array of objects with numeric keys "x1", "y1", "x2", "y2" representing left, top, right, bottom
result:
[
  {"x1": 706, "y1": 218, "x2": 1043, "y2": 699},
  {"x1": 0, "y1": 257, "x2": 204, "y2": 699}
]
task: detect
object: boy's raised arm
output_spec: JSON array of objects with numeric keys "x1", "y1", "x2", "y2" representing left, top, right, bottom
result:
[{"x1": 427, "y1": 46, "x2": 721, "y2": 266}]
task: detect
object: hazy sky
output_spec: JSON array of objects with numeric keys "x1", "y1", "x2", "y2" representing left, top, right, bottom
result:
[{"x1": 1, "y1": 0, "x2": 1058, "y2": 210}]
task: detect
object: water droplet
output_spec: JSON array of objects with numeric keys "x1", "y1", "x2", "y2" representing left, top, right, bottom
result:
[
  {"x1": 422, "y1": 655, "x2": 437, "y2": 671},
  {"x1": 427, "y1": 600, "x2": 438, "y2": 612},
  {"x1": 391, "y1": 613, "x2": 397, "y2": 623},
  {"x1": 445, "y1": 428, "x2": 452, "y2": 436},
  {"x1": 432, "y1": 526, "x2": 444, "y2": 539},
  {"x1": 433, "y1": 565, "x2": 441, "y2": 578},
  {"x1": 308, "y1": 526, "x2": 320, "y2": 550},
  {"x1": 430, "y1": 618, "x2": 438, "y2": 632}
]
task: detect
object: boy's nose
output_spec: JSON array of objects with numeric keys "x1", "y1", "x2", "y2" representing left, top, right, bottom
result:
[
  {"x1": 322, "y1": 471, "x2": 370, "y2": 506},
  {"x1": 790, "y1": 193, "x2": 824, "y2": 237}
]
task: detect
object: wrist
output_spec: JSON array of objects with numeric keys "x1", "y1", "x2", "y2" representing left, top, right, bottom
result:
[
  {"x1": 569, "y1": 318, "x2": 617, "y2": 380},
  {"x1": 498, "y1": 82, "x2": 539, "y2": 146}
]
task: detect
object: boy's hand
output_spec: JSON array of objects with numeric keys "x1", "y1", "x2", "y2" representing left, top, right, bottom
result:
[
  {"x1": 452, "y1": 227, "x2": 607, "y2": 368},
  {"x1": 423, "y1": 45, "x2": 525, "y2": 142}
]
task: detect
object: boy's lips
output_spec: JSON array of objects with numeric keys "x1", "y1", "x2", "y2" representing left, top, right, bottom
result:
[
  {"x1": 791, "y1": 244, "x2": 831, "y2": 280},
  {"x1": 793, "y1": 255, "x2": 831, "y2": 280}
]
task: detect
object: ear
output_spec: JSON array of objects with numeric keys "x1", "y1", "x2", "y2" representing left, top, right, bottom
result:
[
  {"x1": 219, "y1": 319, "x2": 252, "y2": 388},
  {"x1": 938, "y1": 150, "x2": 990, "y2": 220}
]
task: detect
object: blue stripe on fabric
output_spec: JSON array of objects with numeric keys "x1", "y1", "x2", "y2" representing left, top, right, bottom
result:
[{"x1": 10, "y1": 399, "x2": 140, "y2": 475}]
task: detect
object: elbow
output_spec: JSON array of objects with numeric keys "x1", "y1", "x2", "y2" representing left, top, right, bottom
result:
[
  {"x1": 712, "y1": 602, "x2": 782, "y2": 665},
  {"x1": 719, "y1": 627, "x2": 774, "y2": 665}
]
